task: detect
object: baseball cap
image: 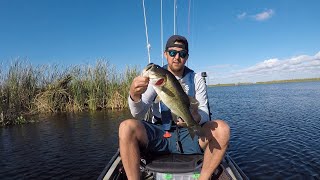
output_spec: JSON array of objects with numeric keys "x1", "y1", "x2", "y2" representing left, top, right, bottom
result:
[{"x1": 165, "y1": 35, "x2": 189, "y2": 52}]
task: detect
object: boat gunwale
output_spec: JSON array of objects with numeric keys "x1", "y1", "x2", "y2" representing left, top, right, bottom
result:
[{"x1": 97, "y1": 149, "x2": 120, "y2": 180}]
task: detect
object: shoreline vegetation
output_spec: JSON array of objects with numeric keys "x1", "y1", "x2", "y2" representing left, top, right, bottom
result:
[
  {"x1": 1, "y1": 59, "x2": 319, "y2": 127},
  {"x1": 209, "y1": 78, "x2": 320, "y2": 87},
  {"x1": 0, "y1": 60, "x2": 139, "y2": 127}
]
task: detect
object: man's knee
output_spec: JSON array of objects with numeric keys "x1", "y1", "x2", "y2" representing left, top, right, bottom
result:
[
  {"x1": 119, "y1": 119, "x2": 147, "y2": 144},
  {"x1": 215, "y1": 120, "x2": 230, "y2": 136},
  {"x1": 204, "y1": 120, "x2": 230, "y2": 144},
  {"x1": 213, "y1": 120, "x2": 230, "y2": 146},
  {"x1": 119, "y1": 119, "x2": 139, "y2": 137}
]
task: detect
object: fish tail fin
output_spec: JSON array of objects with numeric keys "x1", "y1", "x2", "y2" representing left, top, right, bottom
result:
[{"x1": 188, "y1": 126, "x2": 204, "y2": 139}]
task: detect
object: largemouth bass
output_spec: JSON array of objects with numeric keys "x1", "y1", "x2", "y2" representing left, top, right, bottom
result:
[{"x1": 142, "y1": 63, "x2": 203, "y2": 138}]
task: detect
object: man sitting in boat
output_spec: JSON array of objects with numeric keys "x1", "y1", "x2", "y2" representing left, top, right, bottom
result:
[{"x1": 119, "y1": 35, "x2": 230, "y2": 180}]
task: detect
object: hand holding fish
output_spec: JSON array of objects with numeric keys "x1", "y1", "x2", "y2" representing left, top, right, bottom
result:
[{"x1": 130, "y1": 76, "x2": 149, "y2": 102}]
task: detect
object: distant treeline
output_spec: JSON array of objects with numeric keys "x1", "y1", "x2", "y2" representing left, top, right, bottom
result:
[
  {"x1": 256, "y1": 78, "x2": 320, "y2": 84},
  {"x1": 210, "y1": 78, "x2": 320, "y2": 87},
  {"x1": 0, "y1": 59, "x2": 140, "y2": 127}
]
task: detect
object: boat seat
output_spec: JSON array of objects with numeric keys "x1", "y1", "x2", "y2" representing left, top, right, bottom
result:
[{"x1": 144, "y1": 154, "x2": 203, "y2": 173}]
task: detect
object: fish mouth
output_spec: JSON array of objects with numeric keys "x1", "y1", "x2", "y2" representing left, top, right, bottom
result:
[
  {"x1": 150, "y1": 77, "x2": 166, "y2": 86},
  {"x1": 149, "y1": 71, "x2": 166, "y2": 86},
  {"x1": 141, "y1": 63, "x2": 155, "y2": 77},
  {"x1": 142, "y1": 63, "x2": 166, "y2": 86}
]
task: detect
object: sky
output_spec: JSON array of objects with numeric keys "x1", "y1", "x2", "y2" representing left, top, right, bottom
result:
[{"x1": 1, "y1": 0, "x2": 320, "y2": 84}]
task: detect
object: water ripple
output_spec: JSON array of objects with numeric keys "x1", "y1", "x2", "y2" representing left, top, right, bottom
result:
[{"x1": 210, "y1": 82, "x2": 320, "y2": 179}]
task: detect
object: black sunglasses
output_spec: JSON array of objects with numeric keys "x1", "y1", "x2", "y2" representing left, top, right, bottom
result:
[{"x1": 167, "y1": 50, "x2": 188, "y2": 58}]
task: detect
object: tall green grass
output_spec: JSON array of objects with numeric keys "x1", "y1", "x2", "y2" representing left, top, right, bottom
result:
[{"x1": 0, "y1": 59, "x2": 140, "y2": 126}]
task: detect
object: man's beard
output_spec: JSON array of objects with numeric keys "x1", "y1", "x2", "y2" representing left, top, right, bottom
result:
[{"x1": 169, "y1": 63, "x2": 184, "y2": 74}]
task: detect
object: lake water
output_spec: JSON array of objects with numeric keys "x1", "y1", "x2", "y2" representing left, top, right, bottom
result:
[
  {"x1": 1, "y1": 81, "x2": 320, "y2": 179},
  {"x1": 208, "y1": 81, "x2": 320, "y2": 179}
]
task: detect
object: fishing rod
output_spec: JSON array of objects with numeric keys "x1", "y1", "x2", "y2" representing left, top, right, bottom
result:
[{"x1": 201, "y1": 72, "x2": 212, "y2": 120}]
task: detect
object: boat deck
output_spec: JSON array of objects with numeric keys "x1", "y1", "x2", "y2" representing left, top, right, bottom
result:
[{"x1": 98, "y1": 150, "x2": 249, "y2": 180}]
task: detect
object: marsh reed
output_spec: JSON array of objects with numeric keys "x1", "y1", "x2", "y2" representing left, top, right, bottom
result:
[{"x1": 0, "y1": 59, "x2": 140, "y2": 126}]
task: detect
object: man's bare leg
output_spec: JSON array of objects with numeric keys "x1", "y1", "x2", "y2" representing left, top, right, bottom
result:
[
  {"x1": 198, "y1": 120, "x2": 230, "y2": 180},
  {"x1": 119, "y1": 119, "x2": 148, "y2": 180}
]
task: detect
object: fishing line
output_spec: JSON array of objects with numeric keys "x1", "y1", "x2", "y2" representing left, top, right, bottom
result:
[
  {"x1": 161, "y1": 0, "x2": 164, "y2": 66},
  {"x1": 142, "y1": 0, "x2": 151, "y2": 64}
]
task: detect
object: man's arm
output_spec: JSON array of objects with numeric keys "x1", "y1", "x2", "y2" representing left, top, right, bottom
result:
[
  {"x1": 176, "y1": 73, "x2": 210, "y2": 127},
  {"x1": 194, "y1": 73, "x2": 210, "y2": 124}
]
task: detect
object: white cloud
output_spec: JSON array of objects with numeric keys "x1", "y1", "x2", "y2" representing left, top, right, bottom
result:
[
  {"x1": 253, "y1": 9, "x2": 274, "y2": 21},
  {"x1": 237, "y1": 9, "x2": 275, "y2": 21},
  {"x1": 237, "y1": 12, "x2": 247, "y2": 19},
  {"x1": 206, "y1": 51, "x2": 320, "y2": 84}
]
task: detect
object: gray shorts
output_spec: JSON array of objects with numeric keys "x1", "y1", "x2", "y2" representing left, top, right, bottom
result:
[{"x1": 141, "y1": 121, "x2": 203, "y2": 155}]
